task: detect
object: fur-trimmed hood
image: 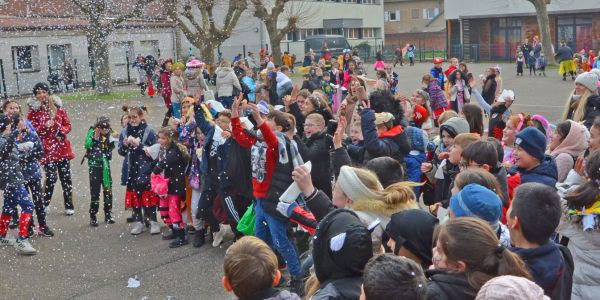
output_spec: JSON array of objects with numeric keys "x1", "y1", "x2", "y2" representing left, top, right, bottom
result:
[{"x1": 27, "y1": 95, "x2": 63, "y2": 111}]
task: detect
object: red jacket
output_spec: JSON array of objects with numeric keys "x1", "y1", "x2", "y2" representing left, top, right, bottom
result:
[
  {"x1": 231, "y1": 117, "x2": 278, "y2": 199},
  {"x1": 160, "y1": 70, "x2": 172, "y2": 107},
  {"x1": 27, "y1": 97, "x2": 75, "y2": 164}
]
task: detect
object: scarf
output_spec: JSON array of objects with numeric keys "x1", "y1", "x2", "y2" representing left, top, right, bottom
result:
[{"x1": 275, "y1": 131, "x2": 304, "y2": 168}]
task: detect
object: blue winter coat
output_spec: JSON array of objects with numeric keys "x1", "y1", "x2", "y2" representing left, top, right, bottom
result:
[
  {"x1": 17, "y1": 129, "x2": 43, "y2": 182},
  {"x1": 430, "y1": 66, "x2": 445, "y2": 90},
  {"x1": 516, "y1": 155, "x2": 558, "y2": 188},
  {"x1": 0, "y1": 131, "x2": 26, "y2": 189},
  {"x1": 194, "y1": 105, "x2": 232, "y2": 190},
  {"x1": 118, "y1": 123, "x2": 157, "y2": 192}
]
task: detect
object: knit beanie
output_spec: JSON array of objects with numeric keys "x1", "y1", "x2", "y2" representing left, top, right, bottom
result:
[
  {"x1": 515, "y1": 127, "x2": 547, "y2": 162},
  {"x1": 575, "y1": 72, "x2": 599, "y2": 93},
  {"x1": 385, "y1": 209, "x2": 438, "y2": 268},
  {"x1": 413, "y1": 105, "x2": 428, "y2": 125},
  {"x1": 32, "y1": 82, "x2": 50, "y2": 95},
  {"x1": 440, "y1": 117, "x2": 470, "y2": 138},
  {"x1": 476, "y1": 275, "x2": 550, "y2": 300},
  {"x1": 338, "y1": 166, "x2": 381, "y2": 203},
  {"x1": 449, "y1": 183, "x2": 502, "y2": 225}
]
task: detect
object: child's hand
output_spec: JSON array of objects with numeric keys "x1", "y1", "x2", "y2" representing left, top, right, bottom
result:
[
  {"x1": 94, "y1": 127, "x2": 101, "y2": 139},
  {"x1": 232, "y1": 92, "x2": 243, "y2": 118},
  {"x1": 333, "y1": 116, "x2": 346, "y2": 149},
  {"x1": 292, "y1": 165, "x2": 315, "y2": 197},
  {"x1": 221, "y1": 130, "x2": 231, "y2": 139},
  {"x1": 194, "y1": 90, "x2": 202, "y2": 104},
  {"x1": 45, "y1": 120, "x2": 55, "y2": 128},
  {"x1": 438, "y1": 152, "x2": 450, "y2": 160},
  {"x1": 429, "y1": 203, "x2": 442, "y2": 217},
  {"x1": 421, "y1": 162, "x2": 433, "y2": 173}
]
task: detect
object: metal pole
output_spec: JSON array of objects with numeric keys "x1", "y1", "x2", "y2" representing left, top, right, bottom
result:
[
  {"x1": 0, "y1": 59, "x2": 7, "y2": 99},
  {"x1": 126, "y1": 51, "x2": 131, "y2": 84},
  {"x1": 243, "y1": 45, "x2": 246, "y2": 59}
]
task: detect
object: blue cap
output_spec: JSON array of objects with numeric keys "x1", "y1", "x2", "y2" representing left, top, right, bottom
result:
[{"x1": 450, "y1": 183, "x2": 502, "y2": 225}]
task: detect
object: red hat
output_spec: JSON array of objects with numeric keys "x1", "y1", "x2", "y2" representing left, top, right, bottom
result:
[
  {"x1": 433, "y1": 57, "x2": 443, "y2": 64},
  {"x1": 413, "y1": 105, "x2": 428, "y2": 124}
]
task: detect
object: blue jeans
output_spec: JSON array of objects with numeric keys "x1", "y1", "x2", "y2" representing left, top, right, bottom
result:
[
  {"x1": 255, "y1": 198, "x2": 301, "y2": 276},
  {"x1": 218, "y1": 96, "x2": 234, "y2": 109},
  {"x1": 3, "y1": 183, "x2": 34, "y2": 215}
]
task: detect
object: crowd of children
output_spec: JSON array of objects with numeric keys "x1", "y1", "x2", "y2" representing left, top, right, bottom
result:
[{"x1": 2, "y1": 46, "x2": 600, "y2": 300}]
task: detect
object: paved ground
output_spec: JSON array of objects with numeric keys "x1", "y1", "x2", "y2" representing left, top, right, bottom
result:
[{"x1": 0, "y1": 61, "x2": 575, "y2": 300}]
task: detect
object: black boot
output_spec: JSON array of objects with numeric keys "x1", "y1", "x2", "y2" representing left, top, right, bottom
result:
[
  {"x1": 105, "y1": 212, "x2": 115, "y2": 224},
  {"x1": 193, "y1": 229, "x2": 206, "y2": 248},
  {"x1": 90, "y1": 214, "x2": 98, "y2": 227},
  {"x1": 169, "y1": 227, "x2": 189, "y2": 248},
  {"x1": 162, "y1": 225, "x2": 175, "y2": 240}
]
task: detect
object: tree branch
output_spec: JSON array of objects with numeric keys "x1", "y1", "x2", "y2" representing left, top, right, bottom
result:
[
  {"x1": 109, "y1": 0, "x2": 156, "y2": 27},
  {"x1": 72, "y1": 0, "x2": 90, "y2": 15}
]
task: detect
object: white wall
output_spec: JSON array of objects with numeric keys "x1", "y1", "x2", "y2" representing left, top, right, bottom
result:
[
  {"x1": 0, "y1": 28, "x2": 175, "y2": 96},
  {"x1": 445, "y1": 0, "x2": 600, "y2": 20}
]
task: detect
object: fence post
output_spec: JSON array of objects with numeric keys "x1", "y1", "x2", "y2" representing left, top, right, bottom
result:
[
  {"x1": 0, "y1": 59, "x2": 7, "y2": 99},
  {"x1": 243, "y1": 45, "x2": 246, "y2": 59},
  {"x1": 126, "y1": 50, "x2": 131, "y2": 84}
]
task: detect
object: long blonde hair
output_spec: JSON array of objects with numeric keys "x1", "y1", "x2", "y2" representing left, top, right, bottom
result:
[
  {"x1": 562, "y1": 88, "x2": 594, "y2": 122},
  {"x1": 341, "y1": 167, "x2": 419, "y2": 216}
]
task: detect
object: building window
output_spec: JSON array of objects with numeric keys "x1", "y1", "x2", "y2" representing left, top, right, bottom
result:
[
  {"x1": 325, "y1": 28, "x2": 341, "y2": 35},
  {"x1": 12, "y1": 46, "x2": 39, "y2": 71},
  {"x1": 411, "y1": 9, "x2": 420, "y2": 19},
  {"x1": 385, "y1": 10, "x2": 400, "y2": 22},
  {"x1": 423, "y1": 8, "x2": 440, "y2": 20},
  {"x1": 344, "y1": 28, "x2": 360, "y2": 39},
  {"x1": 361, "y1": 0, "x2": 375, "y2": 4},
  {"x1": 362, "y1": 28, "x2": 378, "y2": 39}
]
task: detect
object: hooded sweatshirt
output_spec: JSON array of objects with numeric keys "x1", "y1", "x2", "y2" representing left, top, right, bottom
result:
[
  {"x1": 311, "y1": 209, "x2": 373, "y2": 300},
  {"x1": 216, "y1": 67, "x2": 242, "y2": 97},
  {"x1": 548, "y1": 120, "x2": 587, "y2": 182},
  {"x1": 386, "y1": 209, "x2": 438, "y2": 269},
  {"x1": 511, "y1": 242, "x2": 565, "y2": 296},
  {"x1": 516, "y1": 155, "x2": 558, "y2": 188}
]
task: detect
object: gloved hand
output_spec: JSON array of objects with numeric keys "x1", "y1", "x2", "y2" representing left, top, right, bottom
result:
[{"x1": 276, "y1": 201, "x2": 297, "y2": 218}]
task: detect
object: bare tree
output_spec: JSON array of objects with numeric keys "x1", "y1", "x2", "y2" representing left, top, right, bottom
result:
[
  {"x1": 165, "y1": 0, "x2": 248, "y2": 70},
  {"x1": 527, "y1": 0, "x2": 556, "y2": 64},
  {"x1": 251, "y1": 0, "x2": 315, "y2": 65},
  {"x1": 73, "y1": 0, "x2": 156, "y2": 94}
]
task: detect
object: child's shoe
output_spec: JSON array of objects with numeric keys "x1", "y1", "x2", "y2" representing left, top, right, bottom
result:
[
  {"x1": 131, "y1": 222, "x2": 146, "y2": 235},
  {"x1": 105, "y1": 212, "x2": 115, "y2": 224},
  {"x1": 0, "y1": 235, "x2": 15, "y2": 246},
  {"x1": 169, "y1": 228, "x2": 188, "y2": 248},
  {"x1": 162, "y1": 226, "x2": 175, "y2": 240},
  {"x1": 90, "y1": 215, "x2": 99, "y2": 227},
  {"x1": 39, "y1": 226, "x2": 55, "y2": 237},
  {"x1": 212, "y1": 224, "x2": 225, "y2": 247},
  {"x1": 193, "y1": 229, "x2": 206, "y2": 248},
  {"x1": 15, "y1": 238, "x2": 37, "y2": 255},
  {"x1": 150, "y1": 221, "x2": 161, "y2": 235}
]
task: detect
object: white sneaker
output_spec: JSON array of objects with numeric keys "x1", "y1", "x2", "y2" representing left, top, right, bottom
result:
[
  {"x1": 65, "y1": 209, "x2": 75, "y2": 216},
  {"x1": 14, "y1": 239, "x2": 37, "y2": 255},
  {"x1": 0, "y1": 236, "x2": 15, "y2": 246},
  {"x1": 131, "y1": 222, "x2": 146, "y2": 235},
  {"x1": 149, "y1": 221, "x2": 160, "y2": 235},
  {"x1": 212, "y1": 224, "x2": 225, "y2": 247}
]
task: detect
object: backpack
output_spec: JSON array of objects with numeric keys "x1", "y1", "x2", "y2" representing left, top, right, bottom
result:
[{"x1": 547, "y1": 245, "x2": 574, "y2": 300}]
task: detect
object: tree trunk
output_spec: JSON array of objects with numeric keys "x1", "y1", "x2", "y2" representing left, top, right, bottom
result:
[
  {"x1": 533, "y1": 0, "x2": 556, "y2": 65},
  {"x1": 271, "y1": 40, "x2": 283, "y2": 66},
  {"x1": 88, "y1": 34, "x2": 112, "y2": 94},
  {"x1": 201, "y1": 46, "x2": 216, "y2": 75}
]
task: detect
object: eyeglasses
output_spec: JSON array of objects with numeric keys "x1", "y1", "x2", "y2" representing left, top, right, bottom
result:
[{"x1": 304, "y1": 123, "x2": 317, "y2": 128}]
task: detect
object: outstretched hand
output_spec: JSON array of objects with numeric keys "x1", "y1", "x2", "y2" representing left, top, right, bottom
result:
[
  {"x1": 292, "y1": 165, "x2": 315, "y2": 197},
  {"x1": 232, "y1": 91, "x2": 243, "y2": 118},
  {"x1": 247, "y1": 102, "x2": 264, "y2": 126},
  {"x1": 333, "y1": 116, "x2": 346, "y2": 149}
]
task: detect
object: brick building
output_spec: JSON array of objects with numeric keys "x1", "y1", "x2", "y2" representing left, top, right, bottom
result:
[
  {"x1": 383, "y1": 0, "x2": 446, "y2": 50},
  {"x1": 445, "y1": 0, "x2": 600, "y2": 61},
  {"x1": 0, "y1": 1, "x2": 175, "y2": 97}
]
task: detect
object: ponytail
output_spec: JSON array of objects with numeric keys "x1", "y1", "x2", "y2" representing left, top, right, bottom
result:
[{"x1": 565, "y1": 150, "x2": 600, "y2": 209}]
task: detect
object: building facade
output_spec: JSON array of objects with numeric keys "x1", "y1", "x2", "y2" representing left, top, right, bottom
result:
[
  {"x1": 445, "y1": 0, "x2": 600, "y2": 61},
  {"x1": 178, "y1": 0, "x2": 386, "y2": 62},
  {"x1": 0, "y1": 1, "x2": 175, "y2": 97},
  {"x1": 383, "y1": 0, "x2": 445, "y2": 50}
]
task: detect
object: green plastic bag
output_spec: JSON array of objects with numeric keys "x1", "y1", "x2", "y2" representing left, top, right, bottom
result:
[{"x1": 237, "y1": 203, "x2": 255, "y2": 236}]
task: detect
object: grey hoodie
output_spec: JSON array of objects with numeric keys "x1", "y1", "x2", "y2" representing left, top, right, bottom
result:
[
  {"x1": 184, "y1": 68, "x2": 207, "y2": 96},
  {"x1": 216, "y1": 67, "x2": 242, "y2": 97}
]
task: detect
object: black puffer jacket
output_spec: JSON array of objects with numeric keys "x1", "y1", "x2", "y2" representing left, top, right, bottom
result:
[
  {"x1": 0, "y1": 131, "x2": 26, "y2": 189},
  {"x1": 304, "y1": 131, "x2": 334, "y2": 198},
  {"x1": 425, "y1": 269, "x2": 476, "y2": 300},
  {"x1": 153, "y1": 143, "x2": 188, "y2": 196},
  {"x1": 311, "y1": 209, "x2": 373, "y2": 300}
]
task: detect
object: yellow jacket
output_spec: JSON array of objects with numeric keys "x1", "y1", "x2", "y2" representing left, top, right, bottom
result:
[{"x1": 283, "y1": 54, "x2": 292, "y2": 67}]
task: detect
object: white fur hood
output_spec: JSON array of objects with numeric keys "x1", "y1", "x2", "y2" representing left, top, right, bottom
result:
[{"x1": 27, "y1": 95, "x2": 63, "y2": 111}]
